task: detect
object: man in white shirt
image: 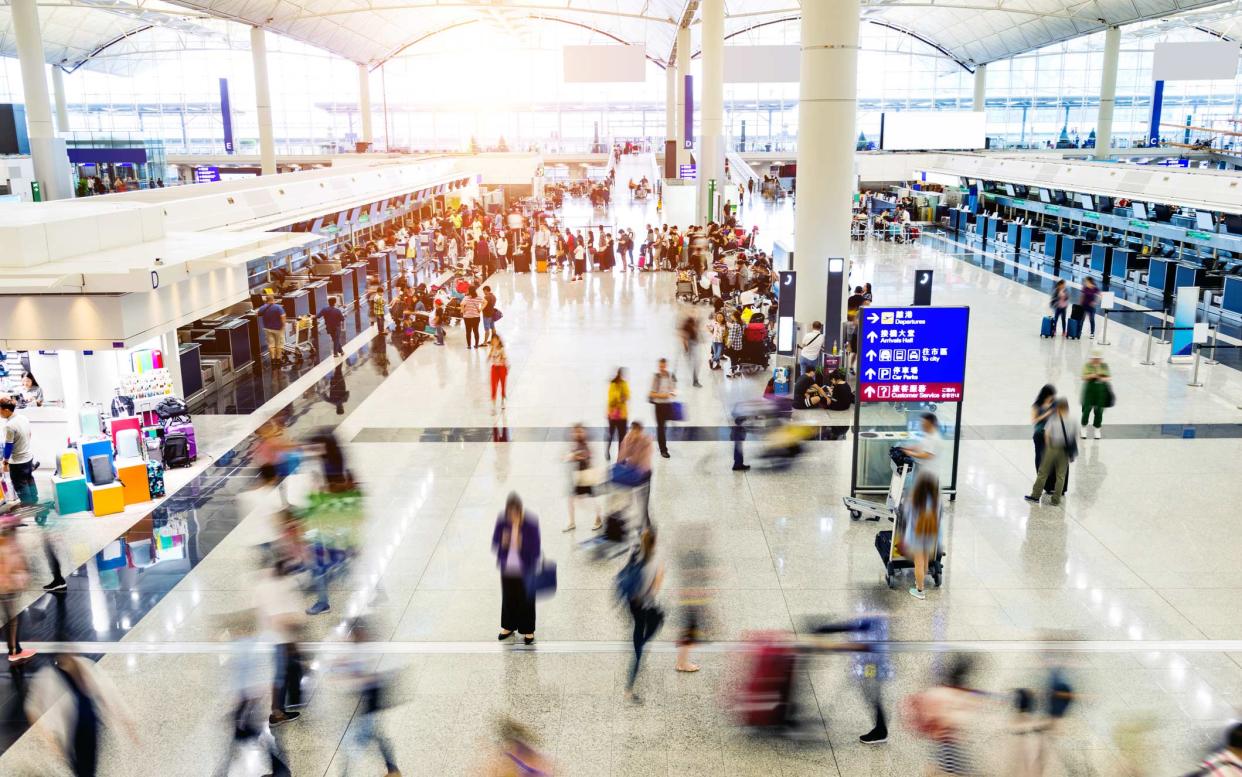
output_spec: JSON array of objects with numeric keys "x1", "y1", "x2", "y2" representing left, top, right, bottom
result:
[
  {"x1": 798, "y1": 321, "x2": 825, "y2": 375},
  {"x1": 0, "y1": 398, "x2": 37, "y2": 504}
]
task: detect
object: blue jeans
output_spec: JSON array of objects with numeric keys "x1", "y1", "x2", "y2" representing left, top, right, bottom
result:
[
  {"x1": 799, "y1": 355, "x2": 819, "y2": 375},
  {"x1": 711, "y1": 342, "x2": 724, "y2": 364},
  {"x1": 1084, "y1": 306, "x2": 1096, "y2": 335},
  {"x1": 627, "y1": 601, "x2": 664, "y2": 690},
  {"x1": 1053, "y1": 307, "x2": 1067, "y2": 334}
]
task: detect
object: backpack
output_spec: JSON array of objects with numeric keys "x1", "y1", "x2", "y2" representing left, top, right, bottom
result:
[
  {"x1": 615, "y1": 555, "x2": 645, "y2": 603},
  {"x1": 162, "y1": 433, "x2": 191, "y2": 469},
  {"x1": 155, "y1": 396, "x2": 188, "y2": 420}
]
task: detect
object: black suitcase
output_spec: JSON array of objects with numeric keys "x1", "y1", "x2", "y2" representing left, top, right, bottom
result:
[
  {"x1": 162, "y1": 433, "x2": 191, "y2": 469},
  {"x1": 1070, "y1": 303, "x2": 1085, "y2": 322}
]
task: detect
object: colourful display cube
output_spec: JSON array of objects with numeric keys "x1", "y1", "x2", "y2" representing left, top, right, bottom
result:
[
  {"x1": 115, "y1": 458, "x2": 151, "y2": 505},
  {"x1": 79, "y1": 438, "x2": 114, "y2": 479},
  {"x1": 87, "y1": 482, "x2": 125, "y2": 516},
  {"x1": 52, "y1": 475, "x2": 90, "y2": 515},
  {"x1": 110, "y1": 416, "x2": 141, "y2": 449}
]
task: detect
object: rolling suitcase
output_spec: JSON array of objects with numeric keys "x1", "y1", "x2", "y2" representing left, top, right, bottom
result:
[
  {"x1": 1070, "y1": 303, "x2": 1085, "y2": 322},
  {"x1": 1040, "y1": 316, "x2": 1055, "y2": 338},
  {"x1": 1066, "y1": 318, "x2": 1082, "y2": 340},
  {"x1": 147, "y1": 461, "x2": 166, "y2": 498},
  {"x1": 164, "y1": 420, "x2": 197, "y2": 460}
]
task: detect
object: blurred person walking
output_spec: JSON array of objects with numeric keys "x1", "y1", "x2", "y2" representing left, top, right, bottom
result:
[
  {"x1": 336, "y1": 621, "x2": 401, "y2": 776},
  {"x1": 811, "y1": 615, "x2": 892, "y2": 744},
  {"x1": 674, "y1": 525, "x2": 713, "y2": 673},
  {"x1": 254, "y1": 559, "x2": 306, "y2": 726},
  {"x1": 1080, "y1": 351, "x2": 1111, "y2": 439},
  {"x1": 1050, "y1": 280, "x2": 1070, "y2": 337},
  {"x1": 25, "y1": 655, "x2": 137, "y2": 777},
  {"x1": 1197, "y1": 721, "x2": 1242, "y2": 775},
  {"x1": 1080, "y1": 276, "x2": 1101, "y2": 338},
  {"x1": 605, "y1": 369, "x2": 630, "y2": 461},
  {"x1": 619, "y1": 528, "x2": 665, "y2": 703},
  {"x1": 488, "y1": 333, "x2": 509, "y2": 414},
  {"x1": 617, "y1": 421, "x2": 654, "y2": 527},
  {"x1": 1025, "y1": 399, "x2": 1077, "y2": 506},
  {"x1": 907, "y1": 655, "x2": 986, "y2": 776},
  {"x1": 492, "y1": 493, "x2": 542, "y2": 646},
  {"x1": 564, "y1": 423, "x2": 600, "y2": 533},
  {"x1": 1030, "y1": 384, "x2": 1064, "y2": 497},
  {"x1": 648, "y1": 359, "x2": 678, "y2": 459},
  {"x1": 0, "y1": 520, "x2": 35, "y2": 662},
  {"x1": 674, "y1": 312, "x2": 703, "y2": 388}
]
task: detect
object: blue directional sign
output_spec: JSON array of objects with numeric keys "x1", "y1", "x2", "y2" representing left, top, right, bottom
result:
[{"x1": 858, "y1": 306, "x2": 970, "y2": 403}]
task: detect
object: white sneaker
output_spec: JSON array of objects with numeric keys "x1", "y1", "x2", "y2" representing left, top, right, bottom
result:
[
  {"x1": 1079, "y1": 428, "x2": 1087, "y2": 439},
  {"x1": 1093, "y1": 427, "x2": 1101, "y2": 439}
]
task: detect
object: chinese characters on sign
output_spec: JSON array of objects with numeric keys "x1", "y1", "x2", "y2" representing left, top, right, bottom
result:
[{"x1": 858, "y1": 307, "x2": 970, "y2": 403}]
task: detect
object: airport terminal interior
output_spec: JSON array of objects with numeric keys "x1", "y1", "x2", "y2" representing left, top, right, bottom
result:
[{"x1": 3, "y1": 1, "x2": 1242, "y2": 776}]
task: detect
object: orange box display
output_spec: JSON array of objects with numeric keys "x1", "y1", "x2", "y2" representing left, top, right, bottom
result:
[{"x1": 115, "y1": 458, "x2": 151, "y2": 505}]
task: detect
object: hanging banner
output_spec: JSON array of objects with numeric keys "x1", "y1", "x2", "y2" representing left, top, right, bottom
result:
[
  {"x1": 683, "y1": 75, "x2": 694, "y2": 149},
  {"x1": 219, "y1": 78, "x2": 235, "y2": 154}
]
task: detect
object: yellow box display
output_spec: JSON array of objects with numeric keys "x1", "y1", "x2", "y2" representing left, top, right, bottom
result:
[
  {"x1": 116, "y1": 459, "x2": 151, "y2": 505},
  {"x1": 87, "y1": 482, "x2": 125, "y2": 516}
]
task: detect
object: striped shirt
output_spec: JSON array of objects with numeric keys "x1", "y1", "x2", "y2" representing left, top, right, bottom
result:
[{"x1": 461, "y1": 296, "x2": 482, "y2": 318}]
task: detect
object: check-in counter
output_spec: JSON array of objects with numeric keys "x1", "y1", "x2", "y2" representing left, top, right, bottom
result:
[
  {"x1": 1018, "y1": 225, "x2": 1039, "y2": 253},
  {"x1": 1060, "y1": 235, "x2": 1082, "y2": 265},
  {"x1": 1147, "y1": 257, "x2": 1174, "y2": 302},
  {"x1": 282, "y1": 289, "x2": 311, "y2": 319},
  {"x1": 328, "y1": 268, "x2": 356, "y2": 308},
  {"x1": 305, "y1": 279, "x2": 329, "y2": 315},
  {"x1": 1175, "y1": 263, "x2": 1204, "y2": 291},
  {"x1": 1111, "y1": 248, "x2": 1136, "y2": 282},
  {"x1": 347, "y1": 262, "x2": 369, "y2": 301},
  {"x1": 1223, "y1": 276, "x2": 1242, "y2": 316}
]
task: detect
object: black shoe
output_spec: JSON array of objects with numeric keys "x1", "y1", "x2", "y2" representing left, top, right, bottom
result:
[
  {"x1": 693, "y1": 381, "x2": 702, "y2": 388},
  {"x1": 732, "y1": 465, "x2": 750, "y2": 471},
  {"x1": 1023, "y1": 495, "x2": 1040, "y2": 503},
  {"x1": 660, "y1": 451, "x2": 670, "y2": 459},
  {"x1": 42, "y1": 579, "x2": 67, "y2": 592},
  {"x1": 268, "y1": 711, "x2": 300, "y2": 726},
  {"x1": 860, "y1": 728, "x2": 888, "y2": 745},
  {"x1": 498, "y1": 631, "x2": 514, "y2": 641},
  {"x1": 523, "y1": 635, "x2": 535, "y2": 646}
]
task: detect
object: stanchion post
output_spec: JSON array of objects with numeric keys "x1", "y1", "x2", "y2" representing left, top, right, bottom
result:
[
  {"x1": 1204, "y1": 327, "x2": 1219, "y2": 365},
  {"x1": 1140, "y1": 326, "x2": 1156, "y2": 366},
  {"x1": 1187, "y1": 345, "x2": 1204, "y2": 388},
  {"x1": 1099, "y1": 310, "x2": 1111, "y2": 346}
]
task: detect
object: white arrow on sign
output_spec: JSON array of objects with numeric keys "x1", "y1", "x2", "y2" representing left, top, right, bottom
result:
[
  {"x1": 863, "y1": 386, "x2": 875, "y2": 397},
  {"x1": 866, "y1": 350, "x2": 877, "y2": 360},
  {"x1": 866, "y1": 331, "x2": 878, "y2": 342},
  {"x1": 867, "y1": 313, "x2": 879, "y2": 323},
  {"x1": 864, "y1": 368, "x2": 876, "y2": 379}
]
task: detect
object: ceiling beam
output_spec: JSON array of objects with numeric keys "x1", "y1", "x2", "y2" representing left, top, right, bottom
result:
[{"x1": 667, "y1": 1, "x2": 699, "y2": 67}]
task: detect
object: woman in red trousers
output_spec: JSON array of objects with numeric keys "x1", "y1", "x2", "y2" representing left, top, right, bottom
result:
[{"x1": 488, "y1": 333, "x2": 509, "y2": 414}]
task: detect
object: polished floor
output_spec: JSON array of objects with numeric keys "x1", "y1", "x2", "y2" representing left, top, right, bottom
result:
[{"x1": 2, "y1": 159, "x2": 1241, "y2": 776}]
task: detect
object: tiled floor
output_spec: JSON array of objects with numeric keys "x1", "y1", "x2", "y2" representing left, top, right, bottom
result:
[{"x1": 1, "y1": 157, "x2": 1240, "y2": 776}]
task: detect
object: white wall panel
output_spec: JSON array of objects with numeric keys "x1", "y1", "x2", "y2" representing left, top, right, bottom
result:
[
  {"x1": 562, "y1": 45, "x2": 646, "y2": 82},
  {"x1": 1153, "y1": 41, "x2": 1239, "y2": 81},
  {"x1": 724, "y1": 46, "x2": 800, "y2": 83}
]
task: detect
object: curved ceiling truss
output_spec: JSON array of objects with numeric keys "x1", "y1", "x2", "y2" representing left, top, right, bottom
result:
[{"x1": 6, "y1": 0, "x2": 1239, "y2": 76}]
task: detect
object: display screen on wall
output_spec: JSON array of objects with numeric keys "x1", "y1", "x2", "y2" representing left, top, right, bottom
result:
[
  {"x1": 879, "y1": 112, "x2": 986, "y2": 151},
  {"x1": 1153, "y1": 41, "x2": 1239, "y2": 81},
  {"x1": 562, "y1": 45, "x2": 646, "y2": 82}
]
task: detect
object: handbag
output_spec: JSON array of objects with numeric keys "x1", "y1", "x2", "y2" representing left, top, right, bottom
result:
[
  {"x1": 1060, "y1": 416, "x2": 1078, "y2": 462},
  {"x1": 492, "y1": 308, "x2": 503, "y2": 322},
  {"x1": 667, "y1": 401, "x2": 686, "y2": 422},
  {"x1": 610, "y1": 462, "x2": 646, "y2": 487},
  {"x1": 1102, "y1": 382, "x2": 1115, "y2": 408},
  {"x1": 530, "y1": 560, "x2": 557, "y2": 598}
]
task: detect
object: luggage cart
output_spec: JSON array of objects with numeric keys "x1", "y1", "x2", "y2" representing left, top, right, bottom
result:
[
  {"x1": 282, "y1": 315, "x2": 315, "y2": 364},
  {"x1": 675, "y1": 272, "x2": 698, "y2": 303},
  {"x1": 874, "y1": 503, "x2": 945, "y2": 589},
  {"x1": 843, "y1": 454, "x2": 912, "y2": 522}
]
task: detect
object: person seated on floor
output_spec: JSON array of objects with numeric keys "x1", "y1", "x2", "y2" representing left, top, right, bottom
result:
[
  {"x1": 825, "y1": 370, "x2": 855, "y2": 411},
  {"x1": 792, "y1": 366, "x2": 830, "y2": 410}
]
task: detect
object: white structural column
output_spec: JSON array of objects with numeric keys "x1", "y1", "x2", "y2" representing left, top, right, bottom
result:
[
  {"x1": 51, "y1": 64, "x2": 69, "y2": 132},
  {"x1": 249, "y1": 26, "x2": 277, "y2": 175},
  {"x1": 793, "y1": 0, "x2": 860, "y2": 331},
  {"x1": 1094, "y1": 25, "x2": 1122, "y2": 160},
  {"x1": 11, "y1": 0, "x2": 72, "y2": 200},
  {"x1": 358, "y1": 63, "x2": 373, "y2": 146},
  {"x1": 973, "y1": 63, "x2": 987, "y2": 112},
  {"x1": 698, "y1": 0, "x2": 725, "y2": 223},
  {"x1": 675, "y1": 25, "x2": 691, "y2": 167}
]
